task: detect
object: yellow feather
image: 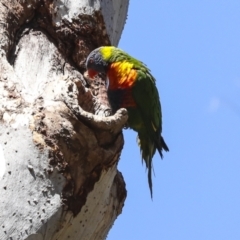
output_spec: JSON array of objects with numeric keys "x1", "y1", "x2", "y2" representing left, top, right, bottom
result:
[{"x1": 100, "y1": 46, "x2": 114, "y2": 61}]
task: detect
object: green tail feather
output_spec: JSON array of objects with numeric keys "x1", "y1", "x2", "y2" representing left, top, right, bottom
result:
[
  {"x1": 138, "y1": 134, "x2": 155, "y2": 198},
  {"x1": 148, "y1": 156, "x2": 153, "y2": 198},
  {"x1": 138, "y1": 134, "x2": 169, "y2": 198}
]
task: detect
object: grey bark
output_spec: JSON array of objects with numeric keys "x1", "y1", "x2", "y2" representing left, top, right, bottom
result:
[{"x1": 0, "y1": 0, "x2": 129, "y2": 239}]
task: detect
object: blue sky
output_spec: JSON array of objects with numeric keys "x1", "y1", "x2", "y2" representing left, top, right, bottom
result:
[{"x1": 108, "y1": 1, "x2": 240, "y2": 240}]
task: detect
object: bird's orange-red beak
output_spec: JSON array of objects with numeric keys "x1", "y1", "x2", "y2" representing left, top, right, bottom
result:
[{"x1": 88, "y1": 69, "x2": 98, "y2": 79}]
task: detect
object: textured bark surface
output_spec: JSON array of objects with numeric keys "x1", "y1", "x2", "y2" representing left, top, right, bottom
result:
[{"x1": 0, "y1": 0, "x2": 129, "y2": 239}]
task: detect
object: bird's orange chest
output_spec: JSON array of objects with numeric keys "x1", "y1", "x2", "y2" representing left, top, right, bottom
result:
[
  {"x1": 107, "y1": 62, "x2": 137, "y2": 89},
  {"x1": 107, "y1": 62, "x2": 138, "y2": 108}
]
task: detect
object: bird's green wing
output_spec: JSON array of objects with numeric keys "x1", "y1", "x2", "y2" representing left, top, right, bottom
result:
[{"x1": 132, "y1": 67, "x2": 162, "y2": 137}]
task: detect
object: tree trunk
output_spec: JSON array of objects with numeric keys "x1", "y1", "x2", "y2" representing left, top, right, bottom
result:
[{"x1": 0, "y1": 0, "x2": 129, "y2": 239}]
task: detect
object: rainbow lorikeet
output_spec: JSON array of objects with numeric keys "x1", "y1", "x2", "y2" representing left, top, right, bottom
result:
[{"x1": 86, "y1": 46, "x2": 169, "y2": 197}]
